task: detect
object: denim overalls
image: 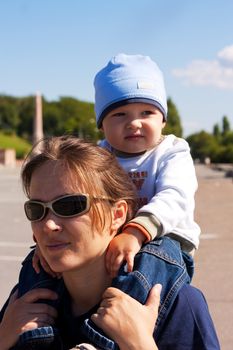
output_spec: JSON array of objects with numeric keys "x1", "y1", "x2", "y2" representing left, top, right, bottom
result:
[{"x1": 10, "y1": 237, "x2": 193, "y2": 350}]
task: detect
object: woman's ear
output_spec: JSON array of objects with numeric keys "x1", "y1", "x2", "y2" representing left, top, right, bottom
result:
[{"x1": 110, "y1": 200, "x2": 128, "y2": 234}]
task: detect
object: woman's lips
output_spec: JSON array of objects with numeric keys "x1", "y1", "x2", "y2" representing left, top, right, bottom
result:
[{"x1": 46, "y1": 242, "x2": 70, "y2": 251}]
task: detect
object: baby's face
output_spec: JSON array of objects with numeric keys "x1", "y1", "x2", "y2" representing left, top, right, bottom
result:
[{"x1": 102, "y1": 103, "x2": 166, "y2": 154}]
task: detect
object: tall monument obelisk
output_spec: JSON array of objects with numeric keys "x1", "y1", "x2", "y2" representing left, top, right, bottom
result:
[{"x1": 33, "y1": 92, "x2": 44, "y2": 145}]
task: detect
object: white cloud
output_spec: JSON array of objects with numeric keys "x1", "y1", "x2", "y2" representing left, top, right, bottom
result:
[
  {"x1": 172, "y1": 45, "x2": 233, "y2": 89},
  {"x1": 218, "y1": 45, "x2": 233, "y2": 66}
]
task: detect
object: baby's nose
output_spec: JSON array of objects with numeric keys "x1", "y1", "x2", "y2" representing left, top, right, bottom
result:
[{"x1": 127, "y1": 118, "x2": 142, "y2": 129}]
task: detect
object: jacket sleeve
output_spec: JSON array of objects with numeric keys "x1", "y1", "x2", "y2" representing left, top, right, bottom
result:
[
  {"x1": 156, "y1": 285, "x2": 220, "y2": 350},
  {"x1": 136, "y1": 139, "x2": 198, "y2": 235},
  {"x1": 0, "y1": 284, "x2": 18, "y2": 322}
]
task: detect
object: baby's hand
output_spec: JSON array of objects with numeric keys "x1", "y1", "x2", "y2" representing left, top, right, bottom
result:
[
  {"x1": 105, "y1": 228, "x2": 145, "y2": 277},
  {"x1": 32, "y1": 245, "x2": 60, "y2": 278}
]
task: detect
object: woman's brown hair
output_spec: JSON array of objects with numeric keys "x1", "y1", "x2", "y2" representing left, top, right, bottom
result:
[{"x1": 21, "y1": 135, "x2": 137, "y2": 230}]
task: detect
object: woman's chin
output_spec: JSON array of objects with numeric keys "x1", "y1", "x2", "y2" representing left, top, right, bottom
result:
[{"x1": 46, "y1": 257, "x2": 70, "y2": 274}]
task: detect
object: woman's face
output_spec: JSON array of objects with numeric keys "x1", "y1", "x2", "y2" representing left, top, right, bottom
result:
[{"x1": 29, "y1": 161, "x2": 115, "y2": 274}]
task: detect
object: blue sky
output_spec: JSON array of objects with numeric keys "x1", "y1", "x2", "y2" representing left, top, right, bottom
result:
[{"x1": 1, "y1": 0, "x2": 233, "y2": 136}]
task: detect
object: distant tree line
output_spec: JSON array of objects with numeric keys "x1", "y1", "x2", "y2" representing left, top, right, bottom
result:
[
  {"x1": 187, "y1": 116, "x2": 233, "y2": 163},
  {"x1": 0, "y1": 95, "x2": 183, "y2": 142},
  {"x1": 0, "y1": 95, "x2": 101, "y2": 142},
  {"x1": 0, "y1": 94, "x2": 232, "y2": 162}
]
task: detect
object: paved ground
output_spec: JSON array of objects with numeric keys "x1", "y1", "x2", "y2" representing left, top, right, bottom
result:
[
  {"x1": 192, "y1": 164, "x2": 233, "y2": 350},
  {"x1": 0, "y1": 165, "x2": 33, "y2": 310},
  {"x1": 0, "y1": 163, "x2": 232, "y2": 349}
]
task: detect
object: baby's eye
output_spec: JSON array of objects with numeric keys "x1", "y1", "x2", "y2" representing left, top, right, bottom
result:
[
  {"x1": 141, "y1": 110, "x2": 153, "y2": 116},
  {"x1": 111, "y1": 112, "x2": 125, "y2": 117}
]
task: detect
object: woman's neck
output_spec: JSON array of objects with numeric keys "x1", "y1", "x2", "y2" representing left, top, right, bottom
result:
[{"x1": 62, "y1": 258, "x2": 112, "y2": 316}]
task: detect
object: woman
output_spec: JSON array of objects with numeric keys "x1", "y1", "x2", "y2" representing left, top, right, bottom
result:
[{"x1": 0, "y1": 136, "x2": 220, "y2": 350}]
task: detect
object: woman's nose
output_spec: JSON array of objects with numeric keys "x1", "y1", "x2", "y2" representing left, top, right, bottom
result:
[{"x1": 43, "y1": 213, "x2": 63, "y2": 233}]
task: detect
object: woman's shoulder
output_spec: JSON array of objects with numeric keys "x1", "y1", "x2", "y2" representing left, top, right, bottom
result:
[
  {"x1": 173, "y1": 284, "x2": 219, "y2": 336},
  {"x1": 175, "y1": 283, "x2": 207, "y2": 308},
  {"x1": 157, "y1": 284, "x2": 220, "y2": 350}
]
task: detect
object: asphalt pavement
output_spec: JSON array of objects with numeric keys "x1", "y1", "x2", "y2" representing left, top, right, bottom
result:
[
  {"x1": 0, "y1": 163, "x2": 232, "y2": 349},
  {"x1": 0, "y1": 165, "x2": 33, "y2": 309},
  {"x1": 193, "y1": 164, "x2": 233, "y2": 350}
]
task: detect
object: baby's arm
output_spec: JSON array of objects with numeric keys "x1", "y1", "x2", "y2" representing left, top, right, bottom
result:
[
  {"x1": 105, "y1": 210, "x2": 162, "y2": 277},
  {"x1": 32, "y1": 245, "x2": 59, "y2": 278},
  {"x1": 105, "y1": 224, "x2": 149, "y2": 277},
  {"x1": 137, "y1": 139, "x2": 199, "y2": 237}
]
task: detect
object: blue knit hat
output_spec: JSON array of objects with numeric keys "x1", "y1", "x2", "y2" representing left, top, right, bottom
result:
[{"x1": 94, "y1": 53, "x2": 167, "y2": 128}]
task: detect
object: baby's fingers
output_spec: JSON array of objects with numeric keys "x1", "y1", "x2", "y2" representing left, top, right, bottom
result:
[
  {"x1": 125, "y1": 252, "x2": 135, "y2": 273},
  {"x1": 110, "y1": 254, "x2": 125, "y2": 277}
]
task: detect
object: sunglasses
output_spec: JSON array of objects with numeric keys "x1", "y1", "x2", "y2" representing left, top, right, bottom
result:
[{"x1": 24, "y1": 194, "x2": 112, "y2": 222}]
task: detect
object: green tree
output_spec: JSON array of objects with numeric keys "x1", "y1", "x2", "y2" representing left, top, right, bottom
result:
[
  {"x1": 218, "y1": 144, "x2": 233, "y2": 163},
  {"x1": 213, "y1": 123, "x2": 221, "y2": 139},
  {"x1": 186, "y1": 131, "x2": 220, "y2": 162},
  {"x1": 163, "y1": 97, "x2": 183, "y2": 137},
  {"x1": 43, "y1": 100, "x2": 63, "y2": 136},
  {"x1": 57, "y1": 97, "x2": 100, "y2": 141},
  {"x1": 17, "y1": 96, "x2": 35, "y2": 141},
  {"x1": 222, "y1": 115, "x2": 231, "y2": 136},
  {"x1": 221, "y1": 131, "x2": 233, "y2": 146},
  {"x1": 0, "y1": 95, "x2": 19, "y2": 132}
]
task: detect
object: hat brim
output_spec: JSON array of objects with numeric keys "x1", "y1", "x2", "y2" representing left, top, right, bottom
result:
[{"x1": 97, "y1": 97, "x2": 167, "y2": 128}]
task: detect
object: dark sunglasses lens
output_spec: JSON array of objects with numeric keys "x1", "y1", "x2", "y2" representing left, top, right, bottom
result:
[
  {"x1": 25, "y1": 202, "x2": 45, "y2": 221},
  {"x1": 53, "y1": 195, "x2": 88, "y2": 216}
]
